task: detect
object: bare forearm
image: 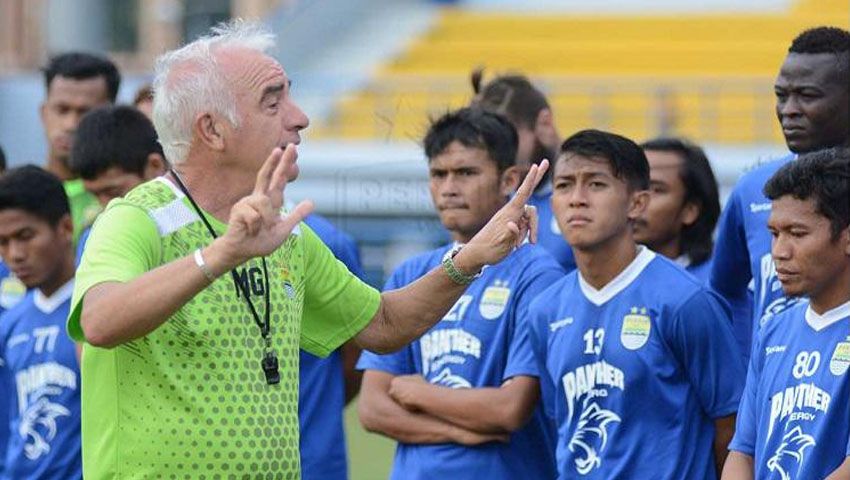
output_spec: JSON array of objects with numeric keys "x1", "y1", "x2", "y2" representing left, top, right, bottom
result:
[
  {"x1": 357, "y1": 264, "x2": 473, "y2": 353},
  {"x1": 407, "y1": 382, "x2": 536, "y2": 434},
  {"x1": 720, "y1": 451, "x2": 753, "y2": 480},
  {"x1": 359, "y1": 393, "x2": 466, "y2": 444},
  {"x1": 80, "y1": 243, "x2": 235, "y2": 347}
]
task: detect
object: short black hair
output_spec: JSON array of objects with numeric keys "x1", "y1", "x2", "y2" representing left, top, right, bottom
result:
[
  {"x1": 470, "y1": 68, "x2": 550, "y2": 129},
  {"x1": 789, "y1": 26, "x2": 850, "y2": 75},
  {"x1": 0, "y1": 166, "x2": 70, "y2": 226},
  {"x1": 789, "y1": 26, "x2": 850, "y2": 55},
  {"x1": 559, "y1": 129, "x2": 650, "y2": 191},
  {"x1": 70, "y1": 105, "x2": 164, "y2": 180},
  {"x1": 641, "y1": 137, "x2": 720, "y2": 265},
  {"x1": 43, "y1": 52, "x2": 121, "y2": 102},
  {"x1": 424, "y1": 107, "x2": 518, "y2": 172},
  {"x1": 764, "y1": 147, "x2": 850, "y2": 239},
  {"x1": 0, "y1": 144, "x2": 6, "y2": 173}
]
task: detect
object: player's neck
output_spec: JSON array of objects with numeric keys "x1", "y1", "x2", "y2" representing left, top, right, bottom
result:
[
  {"x1": 575, "y1": 234, "x2": 639, "y2": 290},
  {"x1": 46, "y1": 155, "x2": 74, "y2": 182},
  {"x1": 171, "y1": 163, "x2": 255, "y2": 224},
  {"x1": 809, "y1": 268, "x2": 850, "y2": 315},
  {"x1": 648, "y1": 237, "x2": 681, "y2": 262},
  {"x1": 39, "y1": 255, "x2": 75, "y2": 298}
]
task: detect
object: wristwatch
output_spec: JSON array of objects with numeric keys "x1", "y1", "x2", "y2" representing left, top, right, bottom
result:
[{"x1": 442, "y1": 244, "x2": 482, "y2": 285}]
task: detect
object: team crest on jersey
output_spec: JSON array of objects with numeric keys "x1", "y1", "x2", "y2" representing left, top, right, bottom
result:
[
  {"x1": 620, "y1": 307, "x2": 650, "y2": 350},
  {"x1": 0, "y1": 275, "x2": 26, "y2": 310},
  {"x1": 830, "y1": 341, "x2": 850, "y2": 376},
  {"x1": 479, "y1": 280, "x2": 510, "y2": 320}
]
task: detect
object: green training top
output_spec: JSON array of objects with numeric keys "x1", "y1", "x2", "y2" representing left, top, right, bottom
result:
[
  {"x1": 63, "y1": 178, "x2": 101, "y2": 243},
  {"x1": 68, "y1": 178, "x2": 381, "y2": 479}
]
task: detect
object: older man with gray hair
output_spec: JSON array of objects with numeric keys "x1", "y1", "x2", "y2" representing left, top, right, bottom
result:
[{"x1": 69, "y1": 21, "x2": 546, "y2": 478}]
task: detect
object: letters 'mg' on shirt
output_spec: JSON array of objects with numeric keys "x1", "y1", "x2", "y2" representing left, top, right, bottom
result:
[
  {"x1": 67, "y1": 178, "x2": 381, "y2": 480},
  {"x1": 730, "y1": 301, "x2": 850, "y2": 480},
  {"x1": 527, "y1": 249, "x2": 745, "y2": 480},
  {"x1": 357, "y1": 243, "x2": 564, "y2": 480}
]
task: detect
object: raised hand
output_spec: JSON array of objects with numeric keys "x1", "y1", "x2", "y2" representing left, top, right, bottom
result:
[
  {"x1": 453, "y1": 159, "x2": 549, "y2": 274},
  {"x1": 212, "y1": 145, "x2": 314, "y2": 268}
]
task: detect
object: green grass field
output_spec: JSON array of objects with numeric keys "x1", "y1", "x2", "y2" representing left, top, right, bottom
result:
[{"x1": 344, "y1": 400, "x2": 395, "y2": 480}]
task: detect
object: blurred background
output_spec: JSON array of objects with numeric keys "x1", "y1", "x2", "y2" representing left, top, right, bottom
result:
[{"x1": 0, "y1": 0, "x2": 846, "y2": 477}]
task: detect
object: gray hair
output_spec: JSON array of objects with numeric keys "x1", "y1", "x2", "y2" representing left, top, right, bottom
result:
[{"x1": 151, "y1": 20, "x2": 276, "y2": 165}]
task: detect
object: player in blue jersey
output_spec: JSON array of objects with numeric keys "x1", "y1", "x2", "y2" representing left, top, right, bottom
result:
[
  {"x1": 298, "y1": 213, "x2": 366, "y2": 480},
  {"x1": 357, "y1": 107, "x2": 564, "y2": 479},
  {"x1": 471, "y1": 69, "x2": 575, "y2": 271},
  {"x1": 722, "y1": 147, "x2": 850, "y2": 480},
  {"x1": 526, "y1": 129, "x2": 744, "y2": 479},
  {"x1": 0, "y1": 166, "x2": 81, "y2": 479},
  {"x1": 711, "y1": 26, "x2": 850, "y2": 360},
  {"x1": 633, "y1": 137, "x2": 720, "y2": 284}
]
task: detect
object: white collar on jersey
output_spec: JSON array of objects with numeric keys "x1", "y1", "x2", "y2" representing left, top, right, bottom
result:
[
  {"x1": 578, "y1": 246, "x2": 656, "y2": 306},
  {"x1": 34, "y1": 279, "x2": 75, "y2": 314},
  {"x1": 805, "y1": 299, "x2": 850, "y2": 332}
]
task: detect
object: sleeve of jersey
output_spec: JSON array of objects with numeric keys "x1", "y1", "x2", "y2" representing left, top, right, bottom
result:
[
  {"x1": 710, "y1": 188, "x2": 755, "y2": 355},
  {"x1": 667, "y1": 291, "x2": 746, "y2": 418},
  {"x1": 355, "y1": 267, "x2": 414, "y2": 375},
  {"x1": 503, "y1": 259, "x2": 565, "y2": 381},
  {"x1": 67, "y1": 202, "x2": 161, "y2": 342},
  {"x1": 728, "y1": 336, "x2": 763, "y2": 456},
  {"x1": 300, "y1": 225, "x2": 381, "y2": 358}
]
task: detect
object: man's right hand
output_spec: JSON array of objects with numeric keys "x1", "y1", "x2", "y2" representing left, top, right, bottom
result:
[{"x1": 206, "y1": 144, "x2": 314, "y2": 275}]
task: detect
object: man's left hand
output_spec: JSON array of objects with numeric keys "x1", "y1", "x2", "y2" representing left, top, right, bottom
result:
[
  {"x1": 453, "y1": 160, "x2": 548, "y2": 275},
  {"x1": 388, "y1": 374, "x2": 429, "y2": 411}
]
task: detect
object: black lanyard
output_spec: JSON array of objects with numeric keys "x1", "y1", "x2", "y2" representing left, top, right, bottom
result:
[{"x1": 170, "y1": 171, "x2": 280, "y2": 385}]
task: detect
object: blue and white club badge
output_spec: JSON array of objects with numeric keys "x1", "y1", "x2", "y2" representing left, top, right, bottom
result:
[
  {"x1": 479, "y1": 280, "x2": 511, "y2": 320},
  {"x1": 0, "y1": 275, "x2": 26, "y2": 310},
  {"x1": 621, "y1": 307, "x2": 651, "y2": 350},
  {"x1": 829, "y1": 340, "x2": 850, "y2": 376}
]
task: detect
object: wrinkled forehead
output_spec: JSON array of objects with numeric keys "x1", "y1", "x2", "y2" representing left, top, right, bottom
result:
[{"x1": 215, "y1": 47, "x2": 287, "y2": 94}]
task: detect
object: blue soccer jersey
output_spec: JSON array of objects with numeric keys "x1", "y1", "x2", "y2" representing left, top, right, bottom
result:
[
  {"x1": 0, "y1": 281, "x2": 81, "y2": 480},
  {"x1": 298, "y1": 213, "x2": 364, "y2": 480},
  {"x1": 529, "y1": 185, "x2": 576, "y2": 272},
  {"x1": 357, "y1": 243, "x2": 564, "y2": 480},
  {"x1": 686, "y1": 259, "x2": 711, "y2": 285},
  {"x1": 711, "y1": 155, "x2": 801, "y2": 361},
  {"x1": 526, "y1": 247, "x2": 745, "y2": 479},
  {"x1": 730, "y1": 300, "x2": 850, "y2": 480}
]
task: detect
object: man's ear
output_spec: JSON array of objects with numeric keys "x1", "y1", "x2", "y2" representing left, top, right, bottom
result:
[
  {"x1": 680, "y1": 201, "x2": 701, "y2": 227},
  {"x1": 58, "y1": 214, "x2": 74, "y2": 243},
  {"x1": 193, "y1": 113, "x2": 226, "y2": 152},
  {"x1": 143, "y1": 153, "x2": 168, "y2": 179},
  {"x1": 842, "y1": 225, "x2": 850, "y2": 257},
  {"x1": 500, "y1": 166, "x2": 521, "y2": 196},
  {"x1": 627, "y1": 189, "x2": 650, "y2": 221}
]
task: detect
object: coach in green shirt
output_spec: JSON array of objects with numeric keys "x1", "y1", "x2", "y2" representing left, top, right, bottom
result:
[{"x1": 68, "y1": 21, "x2": 547, "y2": 480}]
